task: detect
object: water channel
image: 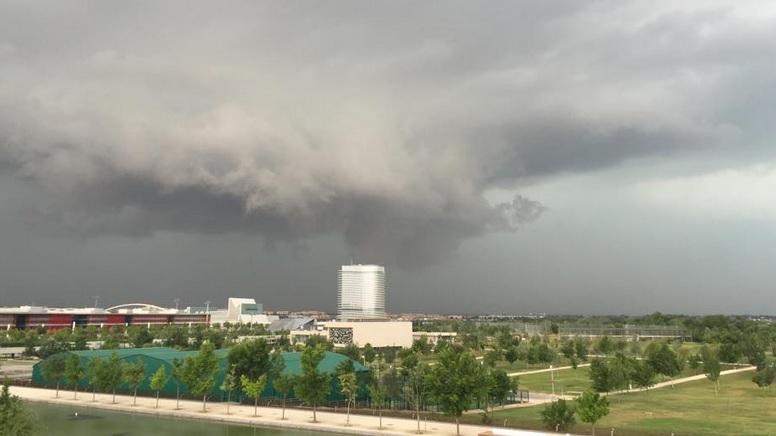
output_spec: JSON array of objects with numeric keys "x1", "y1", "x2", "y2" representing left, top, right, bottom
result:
[{"x1": 27, "y1": 402, "x2": 340, "y2": 436}]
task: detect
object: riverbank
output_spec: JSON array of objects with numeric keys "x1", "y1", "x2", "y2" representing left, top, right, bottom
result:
[{"x1": 10, "y1": 385, "x2": 563, "y2": 436}]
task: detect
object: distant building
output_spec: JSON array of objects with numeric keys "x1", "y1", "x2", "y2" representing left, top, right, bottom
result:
[
  {"x1": 338, "y1": 264, "x2": 386, "y2": 320},
  {"x1": 287, "y1": 320, "x2": 413, "y2": 349},
  {"x1": 208, "y1": 298, "x2": 278, "y2": 325},
  {"x1": 0, "y1": 303, "x2": 208, "y2": 330}
]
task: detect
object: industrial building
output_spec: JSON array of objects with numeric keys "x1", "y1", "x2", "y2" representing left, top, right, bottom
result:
[
  {"x1": 338, "y1": 264, "x2": 386, "y2": 320},
  {"x1": 0, "y1": 304, "x2": 208, "y2": 330}
]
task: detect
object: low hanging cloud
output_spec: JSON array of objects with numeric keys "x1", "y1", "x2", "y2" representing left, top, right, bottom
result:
[{"x1": 1, "y1": 1, "x2": 774, "y2": 267}]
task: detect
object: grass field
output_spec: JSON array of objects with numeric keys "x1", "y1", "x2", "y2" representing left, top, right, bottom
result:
[
  {"x1": 490, "y1": 370, "x2": 776, "y2": 436},
  {"x1": 513, "y1": 367, "x2": 592, "y2": 395}
]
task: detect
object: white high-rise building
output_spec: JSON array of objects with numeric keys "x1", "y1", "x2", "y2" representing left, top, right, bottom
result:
[{"x1": 338, "y1": 264, "x2": 386, "y2": 320}]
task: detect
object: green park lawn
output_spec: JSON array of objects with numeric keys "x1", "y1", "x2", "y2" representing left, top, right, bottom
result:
[
  {"x1": 490, "y1": 371, "x2": 776, "y2": 436},
  {"x1": 514, "y1": 366, "x2": 592, "y2": 395}
]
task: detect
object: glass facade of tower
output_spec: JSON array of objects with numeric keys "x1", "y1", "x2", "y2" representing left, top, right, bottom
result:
[{"x1": 338, "y1": 264, "x2": 386, "y2": 320}]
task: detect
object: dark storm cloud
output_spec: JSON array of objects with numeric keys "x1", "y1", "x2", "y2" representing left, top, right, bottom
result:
[{"x1": 1, "y1": 1, "x2": 774, "y2": 268}]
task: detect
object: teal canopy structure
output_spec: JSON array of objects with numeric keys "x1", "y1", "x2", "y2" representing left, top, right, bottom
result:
[{"x1": 32, "y1": 347, "x2": 369, "y2": 403}]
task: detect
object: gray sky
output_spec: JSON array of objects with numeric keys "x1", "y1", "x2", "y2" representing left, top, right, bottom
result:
[{"x1": 1, "y1": 1, "x2": 775, "y2": 315}]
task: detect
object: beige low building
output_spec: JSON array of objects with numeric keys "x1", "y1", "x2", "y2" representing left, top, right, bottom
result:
[{"x1": 289, "y1": 320, "x2": 413, "y2": 348}]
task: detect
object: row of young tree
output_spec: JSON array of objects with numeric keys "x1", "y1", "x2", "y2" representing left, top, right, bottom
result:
[{"x1": 35, "y1": 339, "x2": 523, "y2": 436}]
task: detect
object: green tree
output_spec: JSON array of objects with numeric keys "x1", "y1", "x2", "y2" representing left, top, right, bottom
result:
[
  {"x1": 338, "y1": 371, "x2": 358, "y2": 426},
  {"x1": 181, "y1": 342, "x2": 220, "y2": 412},
  {"x1": 503, "y1": 346, "x2": 519, "y2": 364},
  {"x1": 752, "y1": 366, "x2": 775, "y2": 390},
  {"x1": 483, "y1": 350, "x2": 501, "y2": 368},
  {"x1": 149, "y1": 366, "x2": 168, "y2": 408},
  {"x1": 101, "y1": 332, "x2": 121, "y2": 350},
  {"x1": 64, "y1": 353, "x2": 84, "y2": 400},
  {"x1": 123, "y1": 359, "x2": 147, "y2": 406},
  {"x1": 575, "y1": 390, "x2": 609, "y2": 436},
  {"x1": 630, "y1": 360, "x2": 657, "y2": 395},
  {"x1": 294, "y1": 345, "x2": 331, "y2": 423},
  {"x1": 171, "y1": 358, "x2": 184, "y2": 409},
  {"x1": 241, "y1": 374, "x2": 268, "y2": 417},
  {"x1": 363, "y1": 343, "x2": 376, "y2": 363},
  {"x1": 163, "y1": 326, "x2": 189, "y2": 350},
  {"x1": 411, "y1": 336, "x2": 433, "y2": 355},
  {"x1": 645, "y1": 342, "x2": 680, "y2": 378},
  {"x1": 589, "y1": 358, "x2": 612, "y2": 393},
  {"x1": 425, "y1": 343, "x2": 487, "y2": 435},
  {"x1": 541, "y1": 399, "x2": 575, "y2": 432},
  {"x1": 103, "y1": 352, "x2": 125, "y2": 404},
  {"x1": 220, "y1": 367, "x2": 237, "y2": 414},
  {"x1": 596, "y1": 336, "x2": 613, "y2": 355},
  {"x1": 404, "y1": 362, "x2": 428, "y2": 434},
  {"x1": 560, "y1": 338, "x2": 575, "y2": 359},
  {"x1": 72, "y1": 329, "x2": 88, "y2": 351},
  {"x1": 339, "y1": 343, "x2": 361, "y2": 362},
  {"x1": 574, "y1": 338, "x2": 589, "y2": 361},
  {"x1": 128, "y1": 327, "x2": 154, "y2": 348},
  {"x1": 273, "y1": 373, "x2": 294, "y2": 420},
  {"x1": 87, "y1": 357, "x2": 103, "y2": 402},
  {"x1": 40, "y1": 353, "x2": 67, "y2": 398},
  {"x1": 700, "y1": 344, "x2": 721, "y2": 396},
  {"x1": 367, "y1": 372, "x2": 387, "y2": 429},
  {"x1": 488, "y1": 369, "x2": 515, "y2": 408},
  {"x1": 0, "y1": 383, "x2": 38, "y2": 436},
  {"x1": 304, "y1": 334, "x2": 334, "y2": 351},
  {"x1": 227, "y1": 338, "x2": 272, "y2": 392},
  {"x1": 607, "y1": 353, "x2": 633, "y2": 392}
]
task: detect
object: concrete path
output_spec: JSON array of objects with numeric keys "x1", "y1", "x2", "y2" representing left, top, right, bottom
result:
[
  {"x1": 611, "y1": 365, "x2": 756, "y2": 395},
  {"x1": 10, "y1": 367, "x2": 753, "y2": 436},
  {"x1": 10, "y1": 385, "x2": 572, "y2": 436},
  {"x1": 507, "y1": 364, "x2": 590, "y2": 378}
]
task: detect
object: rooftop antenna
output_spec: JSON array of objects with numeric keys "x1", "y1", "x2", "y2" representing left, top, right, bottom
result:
[
  {"x1": 93, "y1": 295, "x2": 100, "y2": 309},
  {"x1": 174, "y1": 298, "x2": 180, "y2": 311}
]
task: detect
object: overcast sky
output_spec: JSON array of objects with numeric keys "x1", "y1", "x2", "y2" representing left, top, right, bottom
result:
[{"x1": 1, "y1": 1, "x2": 775, "y2": 315}]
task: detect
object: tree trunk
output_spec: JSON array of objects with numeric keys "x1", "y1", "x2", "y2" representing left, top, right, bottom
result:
[
  {"x1": 133, "y1": 388, "x2": 138, "y2": 406},
  {"x1": 73, "y1": 385, "x2": 78, "y2": 400},
  {"x1": 592, "y1": 424, "x2": 595, "y2": 436},
  {"x1": 254, "y1": 397, "x2": 258, "y2": 417},
  {"x1": 379, "y1": 408, "x2": 383, "y2": 429},
  {"x1": 313, "y1": 402, "x2": 317, "y2": 423},
  {"x1": 92, "y1": 388, "x2": 96, "y2": 402},
  {"x1": 226, "y1": 392, "x2": 231, "y2": 414},
  {"x1": 416, "y1": 404, "x2": 422, "y2": 434},
  {"x1": 156, "y1": 391, "x2": 160, "y2": 408},
  {"x1": 56, "y1": 382, "x2": 60, "y2": 398},
  {"x1": 455, "y1": 418, "x2": 460, "y2": 436},
  {"x1": 281, "y1": 396, "x2": 286, "y2": 420},
  {"x1": 202, "y1": 393, "x2": 207, "y2": 412},
  {"x1": 176, "y1": 386, "x2": 180, "y2": 409},
  {"x1": 346, "y1": 399, "x2": 351, "y2": 426},
  {"x1": 112, "y1": 389, "x2": 116, "y2": 404}
]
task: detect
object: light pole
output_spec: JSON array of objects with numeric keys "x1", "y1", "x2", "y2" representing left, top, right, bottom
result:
[{"x1": 550, "y1": 365, "x2": 555, "y2": 397}]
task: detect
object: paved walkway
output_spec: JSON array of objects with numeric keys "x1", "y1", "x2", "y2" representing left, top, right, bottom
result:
[
  {"x1": 10, "y1": 385, "x2": 568, "y2": 436},
  {"x1": 10, "y1": 367, "x2": 754, "y2": 436}
]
